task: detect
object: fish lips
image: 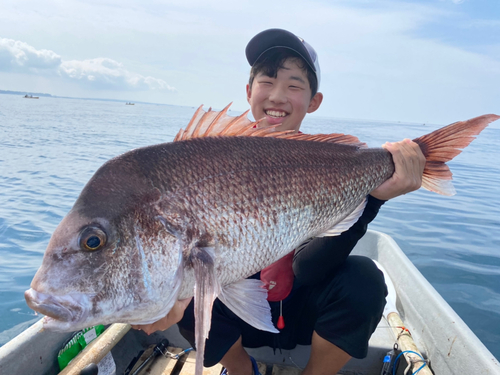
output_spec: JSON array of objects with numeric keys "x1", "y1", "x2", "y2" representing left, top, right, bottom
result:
[{"x1": 25, "y1": 288, "x2": 91, "y2": 328}]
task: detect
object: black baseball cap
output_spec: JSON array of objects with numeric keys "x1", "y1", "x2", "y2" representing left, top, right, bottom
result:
[{"x1": 245, "y1": 28, "x2": 321, "y2": 87}]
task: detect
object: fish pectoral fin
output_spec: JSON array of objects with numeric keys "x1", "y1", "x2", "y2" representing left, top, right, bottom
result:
[
  {"x1": 317, "y1": 198, "x2": 367, "y2": 237},
  {"x1": 190, "y1": 245, "x2": 220, "y2": 375},
  {"x1": 219, "y1": 279, "x2": 279, "y2": 333}
]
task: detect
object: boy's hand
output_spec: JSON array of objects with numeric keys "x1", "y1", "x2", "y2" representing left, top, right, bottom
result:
[
  {"x1": 131, "y1": 297, "x2": 192, "y2": 335},
  {"x1": 370, "y1": 139, "x2": 426, "y2": 201}
]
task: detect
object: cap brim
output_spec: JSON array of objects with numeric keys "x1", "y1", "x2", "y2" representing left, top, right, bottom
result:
[{"x1": 245, "y1": 29, "x2": 317, "y2": 73}]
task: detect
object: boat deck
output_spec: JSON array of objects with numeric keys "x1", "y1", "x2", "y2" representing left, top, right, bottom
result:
[
  {"x1": 128, "y1": 346, "x2": 310, "y2": 375},
  {"x1": 114, "y1": 322, "x2": 393, "y2": 375}
]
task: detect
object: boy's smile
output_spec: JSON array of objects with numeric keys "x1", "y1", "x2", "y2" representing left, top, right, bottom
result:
[
  {"x1": 247, "y1": 59, "x2": 322, "y2": 132},
  {"x1": 265, "y1": 110, "x2": 288, "y2": 122}
]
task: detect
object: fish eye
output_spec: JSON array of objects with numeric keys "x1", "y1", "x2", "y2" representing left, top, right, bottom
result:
[{"x1": 79, "y1": 226, "x2": 107, "y2": 251}]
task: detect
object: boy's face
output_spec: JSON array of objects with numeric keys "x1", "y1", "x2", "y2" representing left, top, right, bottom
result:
[{"x1": 246, "y1": 59, "x2": 322, "y2": 132}]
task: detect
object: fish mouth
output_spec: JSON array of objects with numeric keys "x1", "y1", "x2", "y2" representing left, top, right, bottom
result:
[{"x1": 25, "y1": 288, "x2": 90, "y2": 324}]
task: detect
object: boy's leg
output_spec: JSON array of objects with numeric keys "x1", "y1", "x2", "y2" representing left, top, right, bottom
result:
[
  {"x1": 303, "y1": 331, "x2": 351, "y2": 375},
  {"x1": 292, "y1": 255, "x2": 387, "y2": 372},
  {"x1": 178, "y1": 256, "x2": 385, "y2": 373},
  {"x1": 219, "y1": 336, "x2": 254, "y2": 375},
  {"x1": 308, "y1": 256, "x2": 387, "y2": 362},
  {"x1": 217, "y1": 332, "x2": 351, "y2": 375},
  {"x1": 177, "y1": 298, "x2": 271, "y2": 369},
  {"x1": 215, "y1": 256, "x2": 385, "y2": 375},
  {"x1": 177, "y1": 299, "x2": 243, "y2": 367}
]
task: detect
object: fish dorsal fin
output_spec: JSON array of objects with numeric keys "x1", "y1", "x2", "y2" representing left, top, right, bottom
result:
[
  {"x1": 174, "y1": 103, "x2": 367, "y2": 147},
  {"x1": 174, "y1": 103, "x2": 262, "y2": 141}
]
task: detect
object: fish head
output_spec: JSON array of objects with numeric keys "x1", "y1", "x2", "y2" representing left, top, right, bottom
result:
[{"x1": 25, "y1": 153, "x2": 184, "y2": 331}]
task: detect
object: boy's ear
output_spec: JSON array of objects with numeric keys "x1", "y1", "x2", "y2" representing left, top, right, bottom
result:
[
  {"x1": 307, "y1": 92, "x2": 323, "y2": 114},
  {"x1": 246, "y1": 83, "x2": 252, "y2": 103}
]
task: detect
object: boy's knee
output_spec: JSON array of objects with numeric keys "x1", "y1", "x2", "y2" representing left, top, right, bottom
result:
[
  {"x1": 313, "y1": 257, "x2": 388, "y2": 357},
  {"x1": 343, "y1": 256, "x2": 387, "y2": 320},
  {"x1": 319, "y1": 256, "x2": 387, "y2": 322}
]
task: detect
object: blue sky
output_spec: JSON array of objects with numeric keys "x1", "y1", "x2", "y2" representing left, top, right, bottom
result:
[{"x1": 0, "y1": 0, "x2": 499, "y2": 124}]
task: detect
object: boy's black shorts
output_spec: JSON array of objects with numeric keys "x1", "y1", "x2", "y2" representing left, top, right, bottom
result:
[{"x1": 177, "y1": 255, "x2": 387, "y2": 367}]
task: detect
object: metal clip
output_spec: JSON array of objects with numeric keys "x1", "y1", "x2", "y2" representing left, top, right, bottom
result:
[{"x1": 160, "y1": 347, "x2": 193, "y2": 359}]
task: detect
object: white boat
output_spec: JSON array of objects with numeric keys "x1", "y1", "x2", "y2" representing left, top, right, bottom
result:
[{"x1": 0, "y1": 230, "x2": 499, "y2": 374}]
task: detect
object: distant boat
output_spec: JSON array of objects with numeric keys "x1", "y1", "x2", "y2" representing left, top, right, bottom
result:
[
  {"x1": 23, "y1": 95, "x2": 39, "y2": 99},
  {"x1": 125, "y1": 102, "x2": 135, "y2": 105}
]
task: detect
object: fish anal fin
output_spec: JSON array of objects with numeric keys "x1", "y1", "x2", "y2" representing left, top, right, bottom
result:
[
  {"x1": 219, "y1": 279, "x2": 278, "y2": 333},
  {"x1": 190, "y1": 245, "x2": 220, "y2": 375},
  {"x1": 317, "y1": 198, "x2": 367, "y2": 237},
  {"x1": 414, "y1": 114, "x2": 499, "y2": 196},
  {"x1": 174, "y1": 103, "x2": 367, "y2": 147}
]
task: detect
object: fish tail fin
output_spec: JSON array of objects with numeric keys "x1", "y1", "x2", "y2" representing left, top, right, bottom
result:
[{"x1": 413, "y1": 114, "x2": 499, "y2": 196}]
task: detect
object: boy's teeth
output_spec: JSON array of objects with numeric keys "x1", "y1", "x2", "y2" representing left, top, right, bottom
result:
[{"x1": 266, "y1": 110, "x2": 286, "y2": 118}]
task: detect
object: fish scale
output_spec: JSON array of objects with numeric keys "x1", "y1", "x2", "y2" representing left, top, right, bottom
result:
[{"x1": 160, "y1": 136, "x2": 392, "y2": 295}]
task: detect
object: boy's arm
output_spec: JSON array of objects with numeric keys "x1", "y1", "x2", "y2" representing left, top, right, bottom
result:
[{"x1": 131, "y1": 297, "x2": 192, "y2": 335}]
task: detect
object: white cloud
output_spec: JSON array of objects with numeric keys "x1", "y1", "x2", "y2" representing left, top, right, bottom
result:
[
  {"x1": 59, "y1": 58, "x2": 175, "y2": 91},
  {"x1": 0, "y1": 37, "x2": 61, "y2": 71},
  {"x1": 0, "y1": 37, "x2": 175, "y2": 92}
]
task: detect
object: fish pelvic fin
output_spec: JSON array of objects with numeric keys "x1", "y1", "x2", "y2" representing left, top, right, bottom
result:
[
  {"x1": 218, "y1": 279, "x2": 279, "y2": 333},
  {"x1": 190, "y1": 246, "x2": 220, "y2": 375},
  {"x1": 414, "y1": 114, "x2": 499, "y2": 196},
  {"x1": 175, "y1": 103, "x2": 367, "y2": 147}
]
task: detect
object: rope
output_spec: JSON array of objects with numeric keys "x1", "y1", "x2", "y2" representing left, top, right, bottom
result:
[{"x1": 392, "y1": 350, "x2": 428, "y2": 375}]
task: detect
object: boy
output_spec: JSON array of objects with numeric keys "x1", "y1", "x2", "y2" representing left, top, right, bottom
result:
[{"x1": 133, "y1": 29, "x2": 425, "y2": 375}]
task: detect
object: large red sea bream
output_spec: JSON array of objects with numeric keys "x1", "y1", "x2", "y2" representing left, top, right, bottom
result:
[{"x1": 25, "y1": 105, "x2": 499, "y2": 375}]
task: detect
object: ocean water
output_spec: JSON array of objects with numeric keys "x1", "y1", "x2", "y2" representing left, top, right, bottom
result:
[{"x1": 0, "y1": 94, "x2": 499, "y2": 360}]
